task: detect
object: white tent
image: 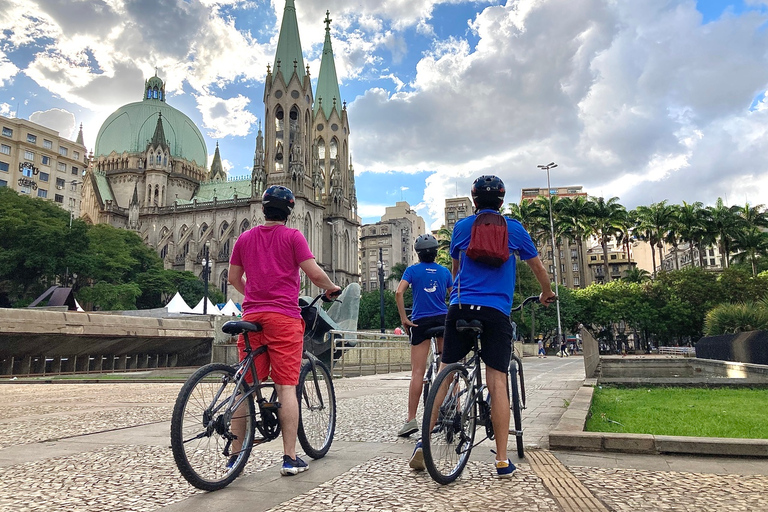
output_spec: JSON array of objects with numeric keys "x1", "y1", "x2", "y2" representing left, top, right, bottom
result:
[
  {"x1": 191, "y1": 297, "x2": 222, "y2": 315},
  {"x1": 165, "y1": 292, "x2": 193, "y2": 314},
  {"x1": 219, "y1": 299, "x2": 241, "y2": 317}
]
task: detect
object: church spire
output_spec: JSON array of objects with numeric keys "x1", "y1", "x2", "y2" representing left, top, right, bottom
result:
[
  {"x1": 209, "y1": 142, "x2": 226, "y2": 181},
  {"x1": 150, "y1": 113, "x2": 168, "y2": 150},
  {"x1": 76, "y1": 123, "x2": 84, "y2": 145},
  {"x1": 273, "y1": 0, "x2": 305, "y2": 85},
  {"x1": 315, "y1": 11, "x2": 342, "y2": 120}
]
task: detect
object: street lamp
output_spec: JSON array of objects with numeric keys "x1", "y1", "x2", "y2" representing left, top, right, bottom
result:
[
  {"x1": 377, "y1": 247, "x2": 385, "y2": 333},
  {"x1": 537, "y1": 162, "x2": 563, "y2": 348},
  {"x1": 202, "y1": 241, "x2": 211, "y2": 314}
]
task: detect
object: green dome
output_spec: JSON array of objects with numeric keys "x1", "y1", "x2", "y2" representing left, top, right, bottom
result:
[{"x1": 95, "y1": 98, "x2": 208, "y2": 167}]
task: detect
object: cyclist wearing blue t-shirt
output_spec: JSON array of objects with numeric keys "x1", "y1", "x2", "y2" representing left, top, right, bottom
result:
[
  {"x1": 395, "y1": 233, "x2": 453, "y2": 437},
  {"x1": 411, "y1": 175, "x2": 555, "y2": 478}
]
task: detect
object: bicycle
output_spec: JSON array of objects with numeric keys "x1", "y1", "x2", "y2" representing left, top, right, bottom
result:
[
  {"x1": 170, "y1": 292, "x2": 338, "y2": 491},
  {"x1": 421, "y1": 296, "x2": 538, "y2": 484},
  {"x1": 421, "y1": 325, "x2": 444, "y2": 405}
]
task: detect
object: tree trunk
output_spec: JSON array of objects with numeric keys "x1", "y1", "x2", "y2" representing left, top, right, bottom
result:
[
  {"x1": 650, "y1": 243, "x2": 657, "y2": 278},
  {"x1": 602, "y1": 239, "x2": 611, "y2": 282}
]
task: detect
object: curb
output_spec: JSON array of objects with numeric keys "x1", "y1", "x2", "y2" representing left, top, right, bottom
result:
[{"x1": 549, "y1": 382, "x2": 768, "y2": 458}]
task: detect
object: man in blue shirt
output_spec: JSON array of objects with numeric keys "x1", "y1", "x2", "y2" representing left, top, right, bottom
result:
[
  {"x1": 395, "y1": 233, "x2": 453, "y2": 437},
  {"x1": 412, "y1": 175, "x2": 555, "y2": 478}
]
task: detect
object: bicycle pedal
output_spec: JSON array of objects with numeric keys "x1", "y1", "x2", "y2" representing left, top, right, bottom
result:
[{"x1": 262, "y1": 401, "x2": 281, "y2": 410}]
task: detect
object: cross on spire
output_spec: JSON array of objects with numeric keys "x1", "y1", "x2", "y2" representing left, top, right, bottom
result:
[{"x1": 325, "y1": 10, "x2": 331, "y2": 30}]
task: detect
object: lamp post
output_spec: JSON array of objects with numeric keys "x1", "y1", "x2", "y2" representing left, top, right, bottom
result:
[
  {"x1": 202, "y1": 241, "x2": 211, "y2": 314},
  {"x1": 537, "y1": 162, "x2": 563, "y2": 348},
  {"x1": 377, "y1": 247, "x2": 385, "y2": 333}
]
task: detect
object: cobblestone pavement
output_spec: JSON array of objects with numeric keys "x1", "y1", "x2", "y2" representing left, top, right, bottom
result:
[{"x1": 1, "y1": 356, "x2": 767, "y2": 512}]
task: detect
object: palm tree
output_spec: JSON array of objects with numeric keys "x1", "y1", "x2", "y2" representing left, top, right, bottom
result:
[
  {"x1": 508, "y1": 200, "x2": 548, "y2": 246},
  {"x1": 730, "y1": 227, "x2": 768, "y2": 277},
  {"x1": 706, "y1": 198, "x2": 740, "y2": 268},
  {"x1": 622, "y1": 267, "x2": 651, "y2": 283},
  {"x1": 634, "y1": 201, "x2": 676, "y2": 276},
  {"x1": 677, "y1": 201, "x2": 706, "y2": 267},
  {"x1": 591, "y1": 196, "x2": 627, "y2": 282},
  {"x1": 662, "y1": 203, "x2": 682, "y2": 270},
  {"x1": 558, "y1": 196, "x2": 594, "y2": 281},
  {"x1": 434, "y1": 226, "x2": 453, "y2": 269}
]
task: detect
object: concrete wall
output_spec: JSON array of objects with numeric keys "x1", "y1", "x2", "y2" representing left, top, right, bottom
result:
[
  {"x1": 0, "y1": 308, "x2": 215, "y2": 376},
  {"x1": 599, "y1": 357, "x2": 768, "y2": 385},
  {"x1": 581, "y1": 327, "x2": 600, "y2": 378}
]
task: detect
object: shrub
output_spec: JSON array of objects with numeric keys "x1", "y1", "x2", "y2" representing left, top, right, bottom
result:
[{"x1": 704, "y1": 302, "x2": 768, "y2": 335}]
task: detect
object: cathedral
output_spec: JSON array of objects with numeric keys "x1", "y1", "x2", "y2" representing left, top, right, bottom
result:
[{"x1": 79, "y1": 1, "x2": 360, "y2": 301}]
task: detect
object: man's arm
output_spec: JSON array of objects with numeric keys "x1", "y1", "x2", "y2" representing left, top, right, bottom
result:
[
  {"x1": 395, "y1": 279, "x2": 417, "y2": 334},
  {"x1": 228, "y1": 263, "x2": 246, "y2": 295},
  {"x1": 299, "y1": 258, "x2": 341, "y2": 297},
  {"x1": 524, "y1": 256, "x2": 556, "y2": 305},
  {"x1": 451, "y1": 258, "x2": 460, "y2": 279}
]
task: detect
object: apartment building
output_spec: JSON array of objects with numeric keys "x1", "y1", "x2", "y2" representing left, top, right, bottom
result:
[
  {"x1": 359, "y1": 201, "x2": 427, "y2": 292},
  {"x1": 444, "y1": 197, "x2": 473, "y2": 231},
  {"x1": 0, "y1": 115, "x2": 88, "y2": 220},
  {"x1": 519, "y1": 185, "x2": 589, "y2": 288},
  {"x1": 585, "y1": 240, "x2": 637, "y2": 283}
]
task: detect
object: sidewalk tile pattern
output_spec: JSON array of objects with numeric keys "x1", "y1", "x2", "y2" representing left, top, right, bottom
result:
[
  {"x1": 266, "y1": 456, "x2": 559, "y2": 512},
  {"x1": 571, "y1": 466, "x2": 768, "y2": 511}
]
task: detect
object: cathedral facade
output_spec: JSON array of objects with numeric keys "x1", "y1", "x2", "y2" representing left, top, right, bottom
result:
[{"x1": 80, "y1": 1, "x2": 359, "y2": 301}]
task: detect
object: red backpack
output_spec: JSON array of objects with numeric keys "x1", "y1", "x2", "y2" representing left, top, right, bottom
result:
[{"x1": 465, "y1": 212, "x2": 510, "y2": 267}]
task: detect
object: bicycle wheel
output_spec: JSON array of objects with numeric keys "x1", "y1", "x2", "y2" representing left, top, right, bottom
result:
[
  {"x1": 297, "y1": 358, "x2": 336, "y2": 459},
  {"x1": 170, "y1": 363, "x2": 255, "y2": 491},
  {"x1": 508, "y1": 359, "x2": 524, "y2": 459},
  {"x1": 422, "y1": 363, "x2": 476, "y2": 484}
]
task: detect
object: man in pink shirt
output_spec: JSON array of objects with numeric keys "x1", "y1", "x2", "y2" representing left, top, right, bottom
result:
[{"x1": 228, "y1": 185, "x2": 340, "y2": 476}]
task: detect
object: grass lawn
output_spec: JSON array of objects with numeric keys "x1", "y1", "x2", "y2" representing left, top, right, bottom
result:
[{"x1": 586, "y1": 386, "x2": 768, "y2": 439}]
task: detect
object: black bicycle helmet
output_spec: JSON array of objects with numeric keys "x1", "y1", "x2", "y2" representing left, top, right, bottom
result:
[
  {"x1": 414, "y1": 233, "x2": 439, "y2": 253},
  {"x1": 471, "y1": 175, "x2": 505, "y2": 210},
  {"x1": 262, "y1": 185, "x2": 295, "y2": 216}
]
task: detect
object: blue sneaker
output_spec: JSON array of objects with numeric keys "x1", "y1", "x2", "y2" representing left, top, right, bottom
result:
[
  {"x1": 495, "y1": 459, "x2": 517, "y2": 478},
  {"x1": 280, "y1": 455, "x2": 308, "y2": 476},
  {"x1": 409, "y1": 440, "x2": 425, "y2": 470}
]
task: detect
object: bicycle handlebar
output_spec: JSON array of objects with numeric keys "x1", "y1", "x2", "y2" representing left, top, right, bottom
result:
[
  {"x1": 304, "y1": 289, "x2": 343, "y2": 309},
  {"x1": 510, "y1": 295, "x2": 541, "y2": 313}
]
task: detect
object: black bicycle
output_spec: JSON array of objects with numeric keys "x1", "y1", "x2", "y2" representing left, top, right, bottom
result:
[
  {"x1": 421, "y1": 326, "x2": 444, "y2": 405},
  {"x1": 170, "y1": 292, "x2": 338, "y2": 491},
  {"x1": 421, "y1": 296, "x2": 538, "y2": 484}
]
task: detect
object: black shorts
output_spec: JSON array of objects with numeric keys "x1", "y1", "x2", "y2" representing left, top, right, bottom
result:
[
  {"x1": 442, "y1": 304, "x2": 513, "y2": 373},
  {"x1": 409, "y1": 314, "x2": 446, "y2": 346}
]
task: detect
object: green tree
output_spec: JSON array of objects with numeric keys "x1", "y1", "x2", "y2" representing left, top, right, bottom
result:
[
  {"x1": 706, "y1": 198, "x2": 740, "y2": 269},
  {"x1": 357, "y1": 289, "x2": 400, "y2": 330},
  {"x1": 634, "y1": 201, "x2": 675, "y2": 277}
]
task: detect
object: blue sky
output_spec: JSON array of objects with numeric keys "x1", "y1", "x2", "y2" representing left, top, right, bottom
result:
[{"x1": 2, "y1": 0, "x2": 768, "y2": 229}]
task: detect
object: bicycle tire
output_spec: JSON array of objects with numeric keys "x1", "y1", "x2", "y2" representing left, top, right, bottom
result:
[
  {"x1": 297, "y1": 358, "x2": 336, "y2": 459},
  {"x1": 508, "y1": 359, "x2": 524, "y2": 459},
  {"x1": 170, "y1": 363, "x2": 255, "y2": 491},
  {"x1": 422, "y1": 363, "x2": 475, "y2": 484}
]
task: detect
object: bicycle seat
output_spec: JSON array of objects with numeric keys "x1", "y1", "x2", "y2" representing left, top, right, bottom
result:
[
  {"x1": 455, "y1": 319, "x2": 483, "y2": 334},
  {"x1": 424, "y1": 326, "x2": 445, "y2": 339},
  {"x1": 222, "y1": 321, "x2": 263, "y2": 335}
]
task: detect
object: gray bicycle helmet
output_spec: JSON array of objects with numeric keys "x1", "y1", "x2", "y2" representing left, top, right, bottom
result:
[{"x1": 414, "y1": 233, "x2": 439, "y2": 253}]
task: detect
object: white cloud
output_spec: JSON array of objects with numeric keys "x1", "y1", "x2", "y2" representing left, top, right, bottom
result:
[
  {"x1": 0, "y1": 104, "x2": 14, "y2": 117},
  {"x1": 357, "y1": 202, "x2": 388, "y2": 219},
  {"x1": 347, "y1": 0, "x2": 768, "y2": 219},
  {"x1": 196, "y1": 93, "x2": 258, "y2": 138},
  {"x1": 29, "y1": 108, "x2": 77, "y2": 138}
]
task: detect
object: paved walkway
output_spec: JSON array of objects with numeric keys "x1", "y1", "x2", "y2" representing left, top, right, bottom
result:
[{"x1": 1, "y1": 356, "x2": 767, "y2": 511}]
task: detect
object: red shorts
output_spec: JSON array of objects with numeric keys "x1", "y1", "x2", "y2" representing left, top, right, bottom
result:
[{"x1": 237, "y1": 311, "x2": 305, "y2": 386}]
